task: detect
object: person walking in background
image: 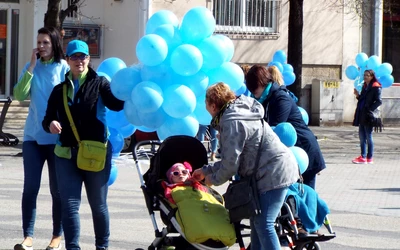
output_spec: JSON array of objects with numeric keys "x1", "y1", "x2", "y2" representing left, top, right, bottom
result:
[
  {"x1": 42, "y1": 40, "x2": 124, "y2": 250},
  {"x1": 352, "y1": 69, "x2": 382, "y2": 164},
  {"x1": 13, "y1": 27, "x2": 69, "y2": 250},
  {"x1": 245, "y1": 65, "x2": 326, "y2": 189},
  {"x1": 196, "y1": 125, "x2": 219, "y2": 161},
  {"x1": 192, "y1": 82, "x2": 299, "y2": 250}
]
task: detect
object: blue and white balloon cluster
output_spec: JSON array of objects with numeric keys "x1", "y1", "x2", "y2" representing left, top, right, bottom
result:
[
  {"x1": 100, "y1": 7, "x2": 242, "y2": 142},
  {"x1": 268, "y1": 50, "x2": 296, "y2": 86},
  {"x1": 345, "y1": 53, "x2": 394, "y2": 92}
]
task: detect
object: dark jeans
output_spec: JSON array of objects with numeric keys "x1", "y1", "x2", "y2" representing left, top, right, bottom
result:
[
  {"x1": 55, "y1": 145, "x2": 112, "y2": 250},
  {"x1": 359, "y1": 124, "x2": 374, "y2": 159},
  {"x1": 21, "y1": 141, "x2": 62, "y2": 237}
]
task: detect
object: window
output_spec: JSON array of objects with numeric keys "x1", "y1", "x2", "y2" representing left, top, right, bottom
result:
[
  {"x1": 383, "y1": 0, "x2": 400, "y2": 82},
  {"x1": 213, "y1": 0, "x2": 280, "y2": 37}
]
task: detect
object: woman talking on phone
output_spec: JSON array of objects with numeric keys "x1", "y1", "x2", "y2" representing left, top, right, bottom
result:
[{"x1": 13, "y1": 27, "x2": 69, "y2": 250}]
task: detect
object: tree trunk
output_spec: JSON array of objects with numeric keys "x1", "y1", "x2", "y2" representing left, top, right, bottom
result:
[
  {"x1": 287, "y1": 0, "x2": 304, "y2": 100},
  {"x1": 44, "y1": 0, "x2": 63, "y2": 30}
]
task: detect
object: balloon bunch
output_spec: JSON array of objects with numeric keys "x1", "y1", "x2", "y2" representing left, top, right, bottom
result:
[
  {"x1": 106, "y1": 110, "x2": 136, "y2": 186},
  {"x1": 268, "y1": 50, "x2": 296, "y2": 86},
  {"x1": 98, "y1": 7, "x2": 243, "y2": 142},
  {"x1": 272, "y1": 122, "x2": 309, "y2": 175},
  {"x1": 345, "y1": 53, "x2": 394, "y2": 92}
]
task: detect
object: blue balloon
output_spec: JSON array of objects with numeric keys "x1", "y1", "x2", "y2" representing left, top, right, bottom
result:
[
  {"x1": 282, "y1": 71, "x2": 296, "y2": 86},
  {"x1": 366, "y1": 55, "x2": 381, "y2": 71},
  {"x1": 376, "y1": 63, "x2": 393, "y2": 78},
  {"x1": 108, "y1": 163, "x2": 118, "y2": 186},
  {"x1": 152, "y1": 24, "x2": 182, "y2": 53},
  {"x1": 193, "y1": 96, "x2": 212, "y2": 125},
  {"x1": 110, "y1": 67, "x2": 142, "y2": 101},
  {"x1": 345, "y1": 65, "x2": 359, "y2": 80},
  {"x1": 289, "y1": 146, "x2": 309, "y2": 175},
  {"x1": 180, "y1": 71, "x2": 209, "y2": 97},
  {"x1": 162, "y1": 84, "x2": 196, "y2": 119},
  {"x1": 179, "y1": 7, "x2": 216, "y2": 44},
  {"x1": 136, "y1": 34, "x2": 168, "y2": 66},
  {"x1": 235, "y1": 84, "x2": 247, "y2": 96},
  {"x1": 140, "y1": 62, "x2": 174, "y2": 88},
  {"x1": 157, "y1": 116, "x2": 199, "y2": 140},
  {"x1": 282, "y1": 63, "x2": 294, "y2": 73},
  {"x1": 97, "y1": 57, "x2": 127, "y2": 79},
  {"x1": 106, "y1": 109, "x2": 130, "y2": 129},
  {"x1": 197, "y1": 35, "x2": 226, "y2": 71},
  {"x1": 170, "y1": 44, "x2": 203, "y2": 76},
  {"x1": 355, "y1": 53, "x2": 368, "y2": 68},
  {"x1": 298, "y1": 106, "x2": 309, "y2": 125},
  {"x1": 273, "y1": 50, "x2": 287, "y2": 64},
  {"x1": 117, "y1": 124, "x2": 136, "y2": 138},
  {"x1": 145, "y1": 10, "x2": 179, "y2": 34},
  {"x1": 124, "y1": 100, "x2": 143, "y2": 126},
  {"x1": 379, "y1": 74, "x2": 394, "y2": 88},
  {"x1": 108, "y1": 127, "x2": 124, "y2": 154},
  {"x1": 268, "y1": 61, "x2": 284, "y2": 73},
  {"x1": 214, "y1": 34, "x2": 234, "y2": 62},
  {"x1": 137, "y1": 107, "x2": 167, "y2": 129},
  {"x1": 131, "y1": 81, "x2": 164, "y2": 113},
  {"x1": 207, "y1": 62, "x2": 244, "y2": 92},
  {"x1": 274, "y1": 122, "x2": 297, "y2": 147}
]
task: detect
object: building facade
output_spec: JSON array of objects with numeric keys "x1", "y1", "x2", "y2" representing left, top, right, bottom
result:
[{"x1": 0, "y1": 0, "x2": 398, "y2": 124}]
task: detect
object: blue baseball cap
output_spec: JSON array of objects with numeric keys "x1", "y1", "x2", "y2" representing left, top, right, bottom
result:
[{"x1": 66, "y1": 40, "x2": 89, "y2": 56}]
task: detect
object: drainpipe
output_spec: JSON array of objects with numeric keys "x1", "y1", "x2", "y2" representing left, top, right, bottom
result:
[
  {"x1": 371, "y1": 0, "x2": 383, "y2": 60},
  {"x1": 138, "y1": 0, "x2": 150, "y2": 38}
]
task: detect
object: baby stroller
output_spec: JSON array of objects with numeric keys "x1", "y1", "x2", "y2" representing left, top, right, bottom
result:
[
  {"x1": 132, "y1": 135, "x2": 233, "y2": 250},
  {"x1": 274, "y1": 187, "x2": 336, "y2": 250}
]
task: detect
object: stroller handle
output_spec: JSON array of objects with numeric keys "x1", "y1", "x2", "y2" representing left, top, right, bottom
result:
[{"x1": 132, "y1": 140, "x2": 162, "y2": 161}]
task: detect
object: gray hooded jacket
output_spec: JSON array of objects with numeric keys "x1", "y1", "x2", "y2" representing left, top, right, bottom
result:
[{"x1": 203, "y1": 95, "x2": 299, "y2": 193}]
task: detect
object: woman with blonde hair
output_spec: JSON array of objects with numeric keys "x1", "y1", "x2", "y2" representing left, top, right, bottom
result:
[
  {"x1": 193, "y1": 82, "x2": 299, "y2": 250},
  {"x1": 268, "y1": 65, "x2": 284, "y2": 86}
]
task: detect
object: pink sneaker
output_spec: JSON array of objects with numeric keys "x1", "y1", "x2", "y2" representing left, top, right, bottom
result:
[
  {"x1": 352, "y1": 156, "x2": 367, "y2": 164},
  {"x1": 367, "y1": 158, "x2": 373, "y2": 164}
]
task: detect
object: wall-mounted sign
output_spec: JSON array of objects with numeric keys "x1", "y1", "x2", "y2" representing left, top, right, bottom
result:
[
  {"x1": 323, "y1": 81, "x2": 340, "y2": 88},
  {"x1": 0, "y1": 24, "x2": 6, "y2": 39},
  {"x1": 62, "y1": 24, "x2": 101, "y2": 58}
]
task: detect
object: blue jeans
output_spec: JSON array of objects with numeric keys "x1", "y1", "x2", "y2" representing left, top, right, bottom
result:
[
  {"x1": 250, "y1": 187, "x2": 288, "y2": 250},
  {"x1": 359, "y1": 124, "x2": 373, "y2": 159},
  {"x1": 56, "y1": 144, "x2": 112, "y2": 250},
  {"x1": 21, "y1": 141, "x2": 62, "y2": 238},
  {"x1": 197, "y1": 125, "x2": 218, "y2": 153}
]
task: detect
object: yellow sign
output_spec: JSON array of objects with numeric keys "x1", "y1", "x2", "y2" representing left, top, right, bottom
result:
[{"x1": 323, "y1": 81, "x2": 340, "y2": 88}]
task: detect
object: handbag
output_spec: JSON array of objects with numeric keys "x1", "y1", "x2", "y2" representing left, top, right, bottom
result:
[
  {"x1": 223, "y1": 120, "x2": 264, "y2": 223},
  {"x1": 63, "y1": 85, "x2": 107, "y2": 172},
  {"x1": 367, "y1": 108, "x2": 384, "y2": 132}
]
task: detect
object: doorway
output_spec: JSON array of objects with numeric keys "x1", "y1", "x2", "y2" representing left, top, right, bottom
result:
[{"x1": 0, "y1": 8, "x2": 19, "y2": 98}]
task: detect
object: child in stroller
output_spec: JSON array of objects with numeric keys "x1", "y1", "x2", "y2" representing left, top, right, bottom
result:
[
  {"x1": 133, "y1": 135, "x2": 236, "y2": 250},
  {"x1": 161, "y1": 161, "x2": 236, "y2": 246}
]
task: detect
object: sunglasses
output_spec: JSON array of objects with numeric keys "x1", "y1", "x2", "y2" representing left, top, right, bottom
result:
[
  {"x1": 69, "y1": 54, "x2": 88, "y2": 61},
  {"x1": 171, "y1": 169, "x2": 189, "y2": 176}
]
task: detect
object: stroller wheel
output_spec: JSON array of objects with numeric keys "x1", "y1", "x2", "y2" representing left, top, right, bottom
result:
[{"x1": 295, "y1": 241, "x2": 320, "y2": 250}]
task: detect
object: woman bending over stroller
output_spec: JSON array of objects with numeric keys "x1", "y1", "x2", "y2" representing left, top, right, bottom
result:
[{"x1": 192, "y1": 82, "x2": 299, "y2": 250}]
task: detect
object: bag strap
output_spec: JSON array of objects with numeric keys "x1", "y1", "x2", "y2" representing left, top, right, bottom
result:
[
  {"x1": 253, "y1": 119, "x2": 265, "y2": 173},
  {"x1": 63, "y1": 84, "x2": 81, "y2": 144}
]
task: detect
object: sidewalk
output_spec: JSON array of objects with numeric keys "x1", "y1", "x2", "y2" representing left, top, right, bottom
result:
[{"x1": 1, "y1": 125, "x2": 399, "y2": 249}]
